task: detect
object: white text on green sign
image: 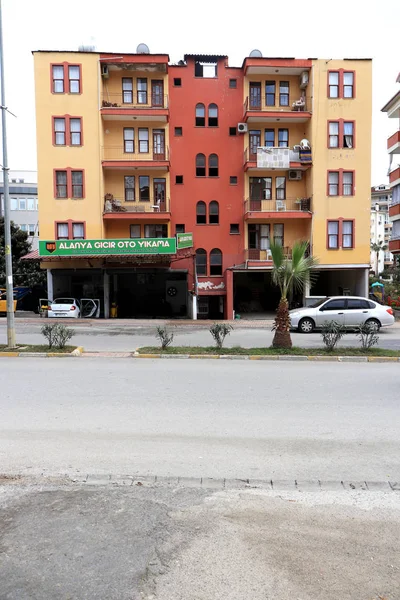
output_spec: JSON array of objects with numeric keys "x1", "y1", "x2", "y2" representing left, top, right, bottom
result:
[{"x1": 39, "y1": 238, "x2": 177, "y2": 257}]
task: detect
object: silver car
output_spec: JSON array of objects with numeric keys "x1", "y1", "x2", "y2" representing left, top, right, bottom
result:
[{"x1": 289, "y1": 296, "x2": 395, "y2": 333}]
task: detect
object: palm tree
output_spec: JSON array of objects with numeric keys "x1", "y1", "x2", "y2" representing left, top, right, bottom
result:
[
  {"x1": 270, "y1": 241, "x2": 319, "y2": 349},
  {"x1": 370, "y1": 241, "x2": 387, "y2": 277}
]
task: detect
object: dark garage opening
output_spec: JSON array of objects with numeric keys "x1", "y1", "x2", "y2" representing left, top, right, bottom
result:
[
  {"x1": 112, "y1": 270, "x2": 187, "y2": 318},
  {"x1": 234, "y1": 271, "x2": 302, "y2": 315}
]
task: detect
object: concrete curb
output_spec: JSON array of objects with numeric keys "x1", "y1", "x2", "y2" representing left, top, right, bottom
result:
[
  {"x1": 2, "y1": 348, "x2": 399, "y2": 362},
  {"x1": 0, "y1": 346, "x2": 84, "y2": 358},
  {"x1": 0, "y1": 474, "x2": 398, "y2": 492},
  {"x1": 131, "y1": 353, "x2": 400, "y2": 363}
]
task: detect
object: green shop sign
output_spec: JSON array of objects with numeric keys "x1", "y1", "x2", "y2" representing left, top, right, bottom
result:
[
  {"x1": 176, "y1": 232, "x2": 193, "y2": 249},
  {"x1": 39, "y1": 238, "x2": 177, "y2": 257}
]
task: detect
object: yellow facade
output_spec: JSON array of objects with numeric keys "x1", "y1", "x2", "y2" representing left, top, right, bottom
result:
[
  {"x1": 34, "y1": 51, "x2": 170, "y2": 245},
  {"x1": 242, "y1": 58, "x2": 372, "y2": 276},
  {"x1": 34, "y1": 52, "x2": 104, "y2": 240},
  {"x1": 310, "y1": 59, "x2": 372, "y2": 266}
]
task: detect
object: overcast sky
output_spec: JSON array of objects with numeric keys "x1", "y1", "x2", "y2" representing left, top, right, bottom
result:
[{"x1": 1, "y1": 0, "x2": 399, "y2": 185}]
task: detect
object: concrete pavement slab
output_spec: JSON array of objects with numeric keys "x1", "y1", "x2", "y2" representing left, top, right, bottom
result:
[{"x1": 3, "y1": 481, "x2": 399, "y2": 600}]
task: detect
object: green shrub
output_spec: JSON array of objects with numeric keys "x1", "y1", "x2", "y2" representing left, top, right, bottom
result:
[
  {"x1": 41, "y1": 323, "x2": 75, "y2": 349},
  {"x1": 321, "y1": 321, "x2": 346, "y2": 352},
  {"x1": 357, "y1": 323, "x2": 379, "y2": 351},
  {"x1": 209, "y1": 323, "x2": 233, "y2": 349},
  {"x1": 155, "y1": 326, "x2": 174, "y2": 350}
]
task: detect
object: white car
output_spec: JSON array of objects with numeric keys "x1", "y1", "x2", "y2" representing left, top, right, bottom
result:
[
  {"x1": 289, "y1": 296, "x2": 395, "y2": 333},
  {"x1": 48, "y1": 298, "x2": 81, "y2": 318}
]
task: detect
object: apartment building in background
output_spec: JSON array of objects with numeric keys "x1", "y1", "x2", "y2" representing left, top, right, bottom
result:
[
  {"x1": 382, "y1": 74, "x2": 400, "y2": 261},
  {"x1": 0, "y1": 170, "x2": 39, "y2": 250},
  {"x1": 32, "y1": 47, "x2": 372, "y2": 318},
  {"x1": 370, "y1": 184, "x2": 393, "y2": 274}
]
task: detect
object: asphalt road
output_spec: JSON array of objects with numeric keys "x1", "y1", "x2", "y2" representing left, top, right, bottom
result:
[
  {"x1": 1, "y1": 358, "x2": 399, "y2": 481},
  {"x1": 1, "y1": 319, "x2": 400, "y2": 351},
  {"x1": 2, "y1": 358, "x2": 400, "y2": 600}
]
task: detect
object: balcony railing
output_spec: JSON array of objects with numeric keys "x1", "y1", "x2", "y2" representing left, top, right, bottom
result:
[
  {"x1": 245, "y1": 244, "x2": 310, "y2": 262},
  {"x1": 245, "y1": 247, "x2": 293, "y2": 261},
  {"x1": 244, "y1": 94, "x2": 311, "y2": 113},
  {"x1": 244, "y1": 146, "x2": 312, "y2": 165},
  {"x1": 104, "y1": 197, "x2": 170, "y2": 214},
  {"x1": 391, "y1": 195, "x2": 400, "y2": 207},
  {"x1": 387, "y1": 130, "x2": 400, "y2": 150},
  {"x1": 101, "y1": 93, "x2": 169, "y2": 110},
  {"x1": 245, "y1": 197, "x2": 312, "y2": 213},
  {"x1": 102, "y1": 146, "x2": 169, "y2": 162}
]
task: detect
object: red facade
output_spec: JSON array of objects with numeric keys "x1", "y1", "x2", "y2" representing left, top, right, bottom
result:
[{"x1": 168, "y1": 57, "x2": 244, "y2": 317}]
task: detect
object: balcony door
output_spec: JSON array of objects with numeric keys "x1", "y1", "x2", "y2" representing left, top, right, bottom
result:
[
  {"x1": 248, "y1": 224, "x2": 270, "y2": 259},
  {"x1": 249, "y1": 130, "x2": 261, "y2": 161},
  {"x1": 249, "y1": 82, "x2": 261, "y2": 109},
  {"x1": 153, "y1": 130, "x2": 165, "y2": 160},
  {"x1": 249, "y1": 177, "x2": 271, "y2": 210},
  {"x1": 153, "y1": 178, "x2": 166, "y2": 211},
  {"x1": 151, "y1": 80, "x2": 164, "y2": 107}
]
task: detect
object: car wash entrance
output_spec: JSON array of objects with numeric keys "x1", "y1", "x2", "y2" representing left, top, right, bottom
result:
[{"x1": 109, "y1": 269, "x2": 188, "y2": 318}]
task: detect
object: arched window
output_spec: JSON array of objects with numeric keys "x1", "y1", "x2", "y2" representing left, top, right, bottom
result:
[
  {"x1": 210, "y1": 248, "x2": 222, "y2": 275},
  {"x1": 196, "y1": 201, "x2": 207, "y2": 224},
  {"x1": 195, "y1": 103, "x2": 205, "y2": 127},
  {"x1": 209, "y1": 201, "x2": 219, "y2": 224},
  {"x1": 208, "y1": 154, "x2": 218, "y2": 177},
  {"x1": 208, "y1": 103, "x2": 218, "y2": 127},
  {"x1": 196, "y1": 153, "x2": 206, "y2": 177},
  {"x1": 196, "y1": 248, "x2": 207, "y2": 276}
]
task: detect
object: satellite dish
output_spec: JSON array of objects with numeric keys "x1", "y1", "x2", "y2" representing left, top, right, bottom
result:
[
  {"x1": 78, "y1": 44, "x2": 96, "y2": 52},
  {"x1": 249, "y1": 49, "x2": 262, "y2": 58},
  {"x1": 136, "y1": 43, "x2": 150, "y2": 54}
]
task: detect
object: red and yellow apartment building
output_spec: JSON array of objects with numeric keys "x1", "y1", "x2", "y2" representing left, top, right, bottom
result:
[
  {"x1": 33, "y1": 48, "x2": 372, "y2": 319},
  {"x1": 382, "y1": 73, "x2": 400, "y2": 258}
]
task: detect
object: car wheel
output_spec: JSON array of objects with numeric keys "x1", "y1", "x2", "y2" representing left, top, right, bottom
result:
[
  {"x1": 298, "y1": 317, "x2": 315, "y2": 333},
  {"x1": 365, "y1": 318, "x2": 381, "y2": 332}
]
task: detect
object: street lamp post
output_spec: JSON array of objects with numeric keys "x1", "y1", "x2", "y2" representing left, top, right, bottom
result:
[{"x1": 0, "y1": 0, "x2": 16, "y2": 348}]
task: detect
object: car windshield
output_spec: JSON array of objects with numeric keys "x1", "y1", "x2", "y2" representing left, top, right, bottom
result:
[
  {"x1": 53, "y1": 298, "x2": 75, "y2": 305},
  {"x1": 309, "y1": 297, "x2": 329, "y2": 308}
]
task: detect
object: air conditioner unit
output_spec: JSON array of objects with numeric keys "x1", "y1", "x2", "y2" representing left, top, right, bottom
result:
[
  {"x1": 289, "y1": 170, "x2": 302, "y2": 181},
  {"x1": 299, "y1": 71, "x2": 309, "y2": 89},
  {"x1": 101, "y1": 65, "x2": 109, "y2": 79},
  {"x1": 237, "y1": 123, "x2": 247, "y2": 133}
]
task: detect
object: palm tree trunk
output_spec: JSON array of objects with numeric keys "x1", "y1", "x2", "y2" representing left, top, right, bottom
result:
[{"x1": 272, "y1": 297, "x2": 292, "y2": 349}]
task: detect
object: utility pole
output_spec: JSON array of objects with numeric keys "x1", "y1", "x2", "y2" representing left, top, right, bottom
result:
[{"x1": 0, "y1": 0, "x2": 16, "y2": 348}]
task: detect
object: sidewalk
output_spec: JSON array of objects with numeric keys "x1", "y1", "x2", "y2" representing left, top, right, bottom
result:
[{"x1": 9, "y1": 316, "x2": 275, "y2": 328}]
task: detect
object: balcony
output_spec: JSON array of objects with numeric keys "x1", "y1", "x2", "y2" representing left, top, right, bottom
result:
[
  {"x1": 245, "y1": 197, "x2": 312, "y2": 219},
  {"x1": 101, "y1": 93, "x2": 169, "y2": 122},
  {"x1": 243, "y1": 146, "x2": 312, "y2": 171},
  {"x1": 387, "y1": 131, "x2": 400, "y2": 154},
  {"x1": 389, "y1": 235, "x2": 400, "y2": 254},
  {"x1": 101, "y1": 146, "x2": 170, "y2": 170},
  {"x1": 243, "y1": 95, "x2": 312, "y2": 123},
  {"x1": 389, "y1": 202, "x2": 400, "y2": 219},
  {"x1": 103, "y1": 196, "x2": 170, "y2": 221},
  {"x1": 245, "y1": 243, "x2": 311, "y2": 264},
  {"x1": 389, "y1": 168, "x2": 400, "y2": 188}
]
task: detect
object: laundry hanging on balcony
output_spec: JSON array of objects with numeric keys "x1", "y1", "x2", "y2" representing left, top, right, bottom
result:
[{"x1": 256, "y1": 147, "x2": 290, "y2": 169}]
